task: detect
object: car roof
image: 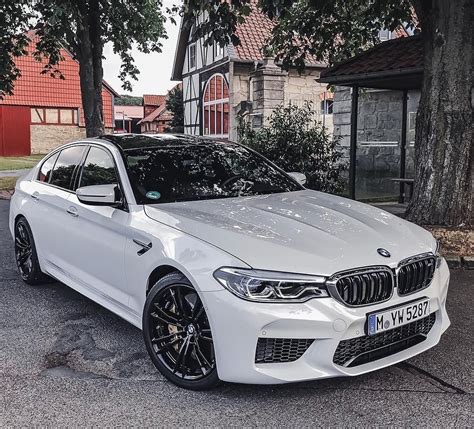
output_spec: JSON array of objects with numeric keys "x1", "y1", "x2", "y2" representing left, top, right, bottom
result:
[{"x1": 96, "y1": 133, "x2": 235, "y2": 151}]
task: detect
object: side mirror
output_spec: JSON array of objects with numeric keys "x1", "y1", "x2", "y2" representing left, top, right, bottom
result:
[
  {"x1": 287, "y1": 172, "x2": 307, "y2": 186},
  {"x1": 76, "y1": 184, "x2": 121, "y2": 206}
]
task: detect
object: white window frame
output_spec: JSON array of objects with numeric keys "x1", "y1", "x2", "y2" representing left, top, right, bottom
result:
[
  {"x1": 202, "y1": 73, "x2": 229, "y2": 138},
  {"x1": 320, "y1": 99, "x2": 334, "y2": 115},
  {"x1": 188, "y1": 42, "x2": 197, "y2": 71},
  {"x1": 213, "y1": 41, "x2": 224, "y2": 60}
]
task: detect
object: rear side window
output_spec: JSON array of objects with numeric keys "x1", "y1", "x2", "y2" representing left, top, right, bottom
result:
[
  {"x1": 49, "y1": 146, "x2": 86, "y2": 190},
  {"x1": 38, "y1": 152, "x2": 59, "y2": 183},
  {"x1": 79, "y1": 147, "x2": 118, "y2": 187}
]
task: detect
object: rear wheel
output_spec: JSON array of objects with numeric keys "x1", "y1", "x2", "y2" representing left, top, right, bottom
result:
[
  {"x1": 14, "y1": 217, "x2": 49, "y2": 285},
  {"x1": 143, "y1": 272, "x2": 219, "y2": 390}
]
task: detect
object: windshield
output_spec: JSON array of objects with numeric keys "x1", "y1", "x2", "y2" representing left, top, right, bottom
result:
[{"x1": 123, "y1": 143, "x2": 302, "y2": 204}]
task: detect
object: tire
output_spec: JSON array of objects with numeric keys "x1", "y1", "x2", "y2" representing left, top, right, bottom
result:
[
  {"x1": 14, "y1": 217, "x2": 50, "y2": 285},
  {"x1": 143, "y1": 272, "x2": 219, "y2": 390}
]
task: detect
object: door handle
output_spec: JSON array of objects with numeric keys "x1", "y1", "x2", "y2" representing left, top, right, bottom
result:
[
  {"x1": 66, "y1": 206, "x2": 78, "y2": 217},
  {"x1": 31, "y1": 192, "x2": 39, "y2": 201},
  {"x1": 133, "y1": 239, "x2": 152, "y2": 256}
]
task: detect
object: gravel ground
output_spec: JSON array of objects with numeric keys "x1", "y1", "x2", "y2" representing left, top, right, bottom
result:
[{"x1": 0, "y1": 199, "x2": 472, "y2": 427}]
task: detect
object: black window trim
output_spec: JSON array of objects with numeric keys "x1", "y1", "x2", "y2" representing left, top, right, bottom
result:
[
  {"x1": 35, "y1": 144, "x2": 88, "y2": 194},
  {"x1": 75, "y1": 143, "x2": 129, "y2": 212},
  {"x1": 36, "y1": 150, "x2": 60, "y2": 186}
]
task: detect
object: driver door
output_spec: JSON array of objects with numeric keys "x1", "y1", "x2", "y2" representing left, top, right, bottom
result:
[{"x1": 64, "y1": 145, "x2": 131, "y2": 307}]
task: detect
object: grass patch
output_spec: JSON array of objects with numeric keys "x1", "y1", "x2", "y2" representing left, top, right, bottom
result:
[
  {"x1": 0, "y1": 154, "x2": 44, "y2": 171},
  {"x1": 0, "y1": 176, "x2": 18, "y2": 191}
]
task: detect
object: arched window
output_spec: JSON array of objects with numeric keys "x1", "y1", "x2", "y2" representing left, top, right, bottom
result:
[{"x1": 203, "y1": 74, "x2": 229, "y2": 137}]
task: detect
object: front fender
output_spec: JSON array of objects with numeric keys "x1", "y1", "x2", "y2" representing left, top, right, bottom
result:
[{"x1": 124, "y1": 206, "x2": 250, "y2": 319}]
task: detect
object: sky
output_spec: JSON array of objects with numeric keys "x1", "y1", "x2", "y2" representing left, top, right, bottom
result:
[{"x1": 102, "y1": 1, "x2": 180, "y2": 97}]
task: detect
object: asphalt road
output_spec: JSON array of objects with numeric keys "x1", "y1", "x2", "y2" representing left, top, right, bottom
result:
[{"x1": 0, "y1": 199, "x2": 472, "y2": 427}]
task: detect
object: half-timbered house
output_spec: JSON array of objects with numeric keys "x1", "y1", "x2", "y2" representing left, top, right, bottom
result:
[{"x1": 171, "y1": 2, "x2": 333, "y2": 141}]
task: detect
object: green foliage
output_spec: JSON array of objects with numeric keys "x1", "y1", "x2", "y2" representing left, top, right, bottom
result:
[
  {"x1": 0, "y1": 2, "x2": 33, "y2": 98},
  {"x1": 180, "y1": 0, "x2": 418, "y2": 69},
  {"x1": 170, "y1": 1, "x2": 253, "y2": 48},
  {"x1": 115, "y1": 95, "x2": 143, "y2": 106},
  {"x1": 0, "y1": 0, "x2": 167, "y2": 97},
  {"x1": 259, "y1": 0, "x2": 417, "y2": 70},
  {"x1": 238, "y1": 102, "x2": 346, "y2": 194},
  {"x1": 165, "y1": 86, "x2": 184, "y2": 133}
]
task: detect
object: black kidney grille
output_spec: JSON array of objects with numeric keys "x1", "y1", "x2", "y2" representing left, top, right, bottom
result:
[
  {"x1": 255, "y1": 338, "x2": 314, "y2": 363},
  {"x1": 333, "y1": 313, "x2": 436, "y2": 367},
  {"x1": 398, "y1": 257, "x2": 436, "y2": 295},
  {"x1": 335, "y1": 270, "x2": 393, "y2": 306}
]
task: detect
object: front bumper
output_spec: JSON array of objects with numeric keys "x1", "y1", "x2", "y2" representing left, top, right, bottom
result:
[{"x1": 201, "y1": 259, "x2": 450, "y2": 384}]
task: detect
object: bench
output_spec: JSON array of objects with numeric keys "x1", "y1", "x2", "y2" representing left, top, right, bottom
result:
[{"x1": 389, "y1": 178, "x2": 414, "y2": 203}]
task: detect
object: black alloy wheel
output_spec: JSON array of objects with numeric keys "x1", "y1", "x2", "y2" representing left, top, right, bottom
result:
[
  {"x1": 14, "y1": 217, "x2": 49, "y2": 285},
  {"x1": 143, "y1": 272, "x2": 219, "y2": 390}
]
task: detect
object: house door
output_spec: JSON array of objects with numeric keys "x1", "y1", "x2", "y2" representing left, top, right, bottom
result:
[{"x1": 0, "y1": 106, "x2": 31, "y2": 156}]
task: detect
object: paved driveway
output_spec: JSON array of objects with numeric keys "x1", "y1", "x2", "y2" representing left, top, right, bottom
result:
[{"x1": 0, "y1": 200, "x2": 472, "y2": 426}]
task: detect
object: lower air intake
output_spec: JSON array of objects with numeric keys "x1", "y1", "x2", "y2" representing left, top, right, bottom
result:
[
  {"x1": 255, "y1": 338, "x2": 314, "y2": 363},
  {"x1": 333, "y1": 313, "x2": 436, "y2": 367}
]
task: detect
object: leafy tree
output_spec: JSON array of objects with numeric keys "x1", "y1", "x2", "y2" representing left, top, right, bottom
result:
[
  {"x1": 238, "y1": 102, "x2": 346, "y2": 194},
  {"x1": 0, "y1": 0, "x2": 167, "y2": 137},
  {"x1": 165, "y1": 85, "x2": 184, "y2": 133},
  {"x1": 0, "y1": 3, "x2": 32, "y2": 99},
  {"x1": 115, "y1": 95, "x2": 143, "y2": 106},
  {"x1": 182, "y1": 0, "x2": 473, "y2": 226}
]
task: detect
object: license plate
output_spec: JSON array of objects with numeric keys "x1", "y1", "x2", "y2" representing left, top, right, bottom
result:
[{"x1": 367, "y1": 299, "x2": 430, "y2": 336}]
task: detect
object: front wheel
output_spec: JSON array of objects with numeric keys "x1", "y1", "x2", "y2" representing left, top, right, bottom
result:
[
  {"x1": 143, "y1": 272, "x2": 219, "y2": 390},
  {"x1": 14, "y1": 217, "x2": 49, "y2": 285}
]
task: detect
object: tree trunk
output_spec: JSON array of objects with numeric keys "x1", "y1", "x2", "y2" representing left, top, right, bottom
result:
[
  {"x1": 76, "y1": 1, "x2": 104, "y2": 137},
  {"x1": 407, "y1": 0, "x2": 473, "y2": 227}
]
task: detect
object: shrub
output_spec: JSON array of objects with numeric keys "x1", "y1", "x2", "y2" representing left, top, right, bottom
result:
[{"x1": 238, "y1": 102, "x2": 346, "y2": 194}]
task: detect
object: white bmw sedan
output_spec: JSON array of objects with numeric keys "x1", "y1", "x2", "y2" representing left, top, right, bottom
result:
[{"x1": 9, "y1": 134, "x2": 450, "y2": 390}]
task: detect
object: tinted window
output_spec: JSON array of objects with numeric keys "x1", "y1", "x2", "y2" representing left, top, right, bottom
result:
[
  {"x1": 79, "y1": 147, "x2": 118, "y2": 188},
  {"x1": 124, "y1": 143, "x2": 301, "y2": 204},
  {"x1": 49, "y1": 146, "x2": 86, "y2": 190},
  {"x1": 38, "y1": 152, "x2": 59, "y2": 183}
]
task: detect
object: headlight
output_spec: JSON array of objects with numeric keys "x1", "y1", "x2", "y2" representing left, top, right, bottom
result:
[{"x1": 213, "y1": 267, "x2": 328, "y2": 302}]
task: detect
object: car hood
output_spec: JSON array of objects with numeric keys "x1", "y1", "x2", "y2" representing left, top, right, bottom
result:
[{"x1": 144, "y1": 190, "x2": 436, "y2": 276}]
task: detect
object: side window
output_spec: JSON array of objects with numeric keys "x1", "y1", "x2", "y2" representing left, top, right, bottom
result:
[
  {"x1": 79, "y1": 147, "x2": 118, "y2": 188},
  {"x1": 188, "y1": 43, "x2": 196, "y2": 69},
  {"x1": 49, "y1": 146, "x2": 86, "y2": 190},
  {"x1": 38, "y1": 152, "x2": 59, "y2": 183}
]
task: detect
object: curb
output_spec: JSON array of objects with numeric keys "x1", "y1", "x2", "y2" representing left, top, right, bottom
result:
[
  {"x1": 461, "y1": 256, "x2": 474, "y2": 270},
  {"x1": 445, "y1": 255, "x2": 474, "y2": 270}
]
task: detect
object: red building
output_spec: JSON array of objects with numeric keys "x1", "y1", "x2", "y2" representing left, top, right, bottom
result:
[
  {"x1": 139, "y1": 86, "x2": 181, "y2": 134},
  {"x1": 114, "y1": 105, "x2": 144, "y2": 133},
  {"x1": 0, "y1": 34, "x2": 118, "y2": 156}
]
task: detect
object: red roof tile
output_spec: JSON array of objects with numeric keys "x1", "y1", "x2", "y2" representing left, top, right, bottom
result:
[
  {"x1": 143, "y1": 94, "x2": 166, "y2": 107},
  {"x1": 233, "y1": 1, "x2": 323, "y2": 66},
  {"x1": 0, "y1": 34, "x2": 116, "y2": 128},
  {"x1": 233, "y1": 1, "x2": 274, "y2": 61},
  {"x1": 139, "y1": 103, "x2": 173, "y2": 124},
  {"x1": 114, "y1": 105, "x2": 144, "y2": 120}
]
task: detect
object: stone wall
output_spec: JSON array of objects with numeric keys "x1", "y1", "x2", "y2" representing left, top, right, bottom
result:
[
  {"x1": 333, "y1": 87, "x2": 420, "y2": 148},
  {"x1": 30, "y1": 125, "x2": 113, "y2": 153},
  {"x1": 229, "y1": 61, "x2": 333, "y2": 141},
  {"x1": 229, "y1": 63, "x2": 251, "y2": 141}
]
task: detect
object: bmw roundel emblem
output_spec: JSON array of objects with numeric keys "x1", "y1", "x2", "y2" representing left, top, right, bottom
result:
[{"x1": 377, "y1": 248, "x2": 391, "y2": 258}]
